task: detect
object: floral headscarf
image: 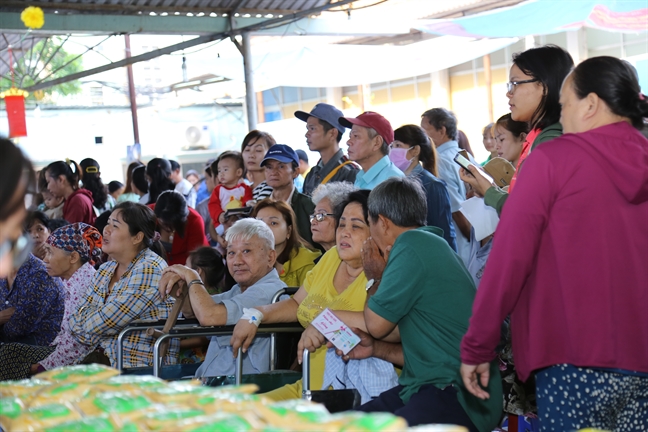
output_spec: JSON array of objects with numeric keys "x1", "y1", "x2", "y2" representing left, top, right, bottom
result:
[{"x1": 46, "y1": 222, "x2": 103, "y2": 265}]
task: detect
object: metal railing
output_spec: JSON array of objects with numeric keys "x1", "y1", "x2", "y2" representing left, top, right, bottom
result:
[{"x1": 151, "y1": 322, "x2": 303, "y2": 377}]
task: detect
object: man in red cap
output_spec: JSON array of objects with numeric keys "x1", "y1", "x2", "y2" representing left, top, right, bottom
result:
[{"x1": 339, "y1": 112, "x2": 404, "y2": 190}]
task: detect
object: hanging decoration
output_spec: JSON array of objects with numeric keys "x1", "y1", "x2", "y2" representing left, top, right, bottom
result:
[
  {"x1": 0, "y1": 7, "x2": 44, "y2": 137},
  {"x1": 20, "y1": 6, "x2": 45, "y2": 30},
  {"x1": 0, "y1": 87, "x2": 29, "y2": 138},
  {"x1": 1, "y1": 46, "x2": 29, "y2": 138}
]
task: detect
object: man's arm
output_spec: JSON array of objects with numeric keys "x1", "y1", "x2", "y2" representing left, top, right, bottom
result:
[
  {"x1": 187, "y1": 283, "x2": 228, "y2": 326},
  {"x1": 333, "y1": 327, "x2": 404, "y2": 367},
  {"x1": 452, "y1": 211, "x2": 472, "y2": 240}
]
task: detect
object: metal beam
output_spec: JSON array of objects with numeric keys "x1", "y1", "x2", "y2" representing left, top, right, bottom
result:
[
  {"x1": 0, "y1": 0, "x2": 317, "y2": 16},
  {"x1": 0, "y1": 13, "x2": 411, "y2": 36},
  {"x1": 22, "y1": 0, "x2": 360, "y2": 92},
  {"x1": 0, "y1": 13, "x2": 266, "y2": 35}
]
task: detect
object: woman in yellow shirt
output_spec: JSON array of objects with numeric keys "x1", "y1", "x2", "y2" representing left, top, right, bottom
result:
[
  {"x1": 232, "y1": 190, "x2": 371, "y2": 400},
  {"x1": 251, "y1": 199, "x2": 321, "y2": 288}
]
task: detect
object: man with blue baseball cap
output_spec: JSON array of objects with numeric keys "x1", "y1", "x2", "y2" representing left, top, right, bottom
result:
[
  {"x1": 261, "y1": 144, "x2": 317, "y2": 248},
  {"x1": 295, "y1": 103, "x2": 359, "y2": 196}
]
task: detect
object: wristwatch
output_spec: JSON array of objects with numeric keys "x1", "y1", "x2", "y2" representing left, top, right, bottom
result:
[{"x1": 365, "y1": 278, "x2": 380, "y2": 291}]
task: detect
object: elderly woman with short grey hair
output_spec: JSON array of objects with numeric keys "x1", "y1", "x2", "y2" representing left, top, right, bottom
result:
[{"x1": 310, "y1": 182, "x2": 357, "y2": 253}]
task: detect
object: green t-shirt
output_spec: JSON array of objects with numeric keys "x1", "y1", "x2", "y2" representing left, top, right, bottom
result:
[{"x1": 368, "y1": 226, "x2": 502, "y2": 432}]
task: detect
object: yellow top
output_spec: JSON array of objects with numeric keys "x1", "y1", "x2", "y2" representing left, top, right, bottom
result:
[
  {"x1": 279, "y1": 247, "x2": 321, "y2": 288},
  {"x1": 296, "y1": 247, "x2": 368, "y2": 390}
]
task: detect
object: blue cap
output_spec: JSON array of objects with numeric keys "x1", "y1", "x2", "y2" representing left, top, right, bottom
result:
[
  {"x1": 294, "y1": 103, "x2": 345, "y2": 136},
  {"x1": 261, "y1": 144, "x2": 299, "y2": 167},
  {"x1": 295, "y1": 149, "x2": 308, "y2": 163}
]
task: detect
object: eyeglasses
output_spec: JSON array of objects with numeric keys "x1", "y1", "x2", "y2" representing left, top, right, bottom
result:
[
  {"x1": 507, "y1": 79, "x2": 539, "y2": 93},
  {"x1": 0, "y1": 233, "x2": 33, "y2": 270},
  {"x1": 309, "y1": 213, "x2": 335, "y2": 223}
]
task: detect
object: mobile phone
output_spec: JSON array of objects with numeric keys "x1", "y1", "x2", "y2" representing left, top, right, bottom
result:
[
  {"x1": 453, "y1": 153, "x2": 473, "y2": 171},
  {"x1": 453, "y1": 153, "x2": 495, "y2": 184}
]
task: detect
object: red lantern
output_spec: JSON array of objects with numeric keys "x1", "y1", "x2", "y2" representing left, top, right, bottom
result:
[{"x1": 1, "y1": 88, "x2": 29, "y2": 138}]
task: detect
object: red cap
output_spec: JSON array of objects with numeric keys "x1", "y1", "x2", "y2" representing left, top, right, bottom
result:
[{"x1": 339, "y1": 111, "x2": 394, "y2": 145}]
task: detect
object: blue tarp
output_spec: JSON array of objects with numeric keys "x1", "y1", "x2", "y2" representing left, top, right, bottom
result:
[{"x1": 416, "y1": 0, "x2": 648, "y2": 38}]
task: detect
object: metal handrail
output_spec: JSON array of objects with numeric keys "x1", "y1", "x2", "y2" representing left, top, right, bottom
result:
[
  {"x1": 269, "y1": 287, "x2": 299, "y2": 371},
  {"x1": 151, "y1": 322, "x2": 304, "y2": 377},
  {"x1": 302, "y1": 348, "x2": 311, "y2": 401},
  {"x1": 116, "y1": 318, "x2": 199, "y2": 371}
]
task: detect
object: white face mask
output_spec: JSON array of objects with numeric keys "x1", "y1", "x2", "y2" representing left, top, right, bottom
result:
[{"x1": 388, "y1": 147, "x2": 414, "y2": 172}]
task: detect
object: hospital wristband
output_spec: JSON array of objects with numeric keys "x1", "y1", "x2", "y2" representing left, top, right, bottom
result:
[{"x1": 240, "y1": 308, "x2": 264, "y2": 327}]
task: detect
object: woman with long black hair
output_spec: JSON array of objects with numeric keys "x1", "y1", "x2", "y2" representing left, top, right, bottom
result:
[
  {"x1": 461, "y1": 45, "x2": 574, "y2": 215},
  {"x1": 144, "y1": 158, "x2": 175, "y2": 205},
  {"x1": 80, "y1": 158, "x2": 113, "y2": 213},
  {"x1": 45, "y1": 159, "x2": 96, "y2": 225}
]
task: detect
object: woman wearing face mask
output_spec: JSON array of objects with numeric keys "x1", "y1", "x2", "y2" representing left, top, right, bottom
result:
[
  {"x1": 389, "y1": 125, "x2": 456, "y2": 252},
  {"x1": 0, "y1": 138, "x2": 35, "y2": 279},
  {"x1": 461, "y1": 45, "x2": 574, "y2": 215},
  {"x1": 0, "y1": 223, "x2": 101, "y2": 380}
]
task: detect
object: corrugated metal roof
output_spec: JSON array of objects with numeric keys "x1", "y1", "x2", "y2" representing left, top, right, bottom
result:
[{"x1": 0, "y1": 0, "x2": 332, "y2": 15}]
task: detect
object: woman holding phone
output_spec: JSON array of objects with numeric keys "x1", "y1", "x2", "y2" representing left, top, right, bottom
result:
[{"x1": 461, "y1": 45, "x2": 573, "y2": 215}]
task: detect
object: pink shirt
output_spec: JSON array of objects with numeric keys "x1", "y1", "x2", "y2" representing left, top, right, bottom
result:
[
  {"x1": 40, "y1": 263, "x2": 96, "y2": 370},
  {"x1": 461, "y1": 122, "x2": 648, "y2": 381}
]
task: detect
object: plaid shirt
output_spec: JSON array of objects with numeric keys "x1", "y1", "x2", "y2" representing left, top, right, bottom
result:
[{"x1": 69, "y1": 248, "x2": 178, "y2": 368}]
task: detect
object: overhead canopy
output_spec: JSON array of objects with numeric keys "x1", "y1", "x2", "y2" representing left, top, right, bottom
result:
[
  {"x1": 0, "y1": 0, "x2": 332, "y2": 16},
  {"x1": 207, "y1": 35, "x2": 518, "y2": 89},
  {"x1": 416, "y1": 0, "x2": 648, "y2": 38}
]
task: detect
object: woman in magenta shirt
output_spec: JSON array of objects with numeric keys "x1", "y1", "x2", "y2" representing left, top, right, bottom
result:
[{"x1": 460, "y1": 57, "x2": 648, "y2": 431}]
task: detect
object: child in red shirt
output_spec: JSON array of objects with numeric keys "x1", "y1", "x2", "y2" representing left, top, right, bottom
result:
[{"x1": 208, "y1": 151, "x2": 253, "y2": 230}]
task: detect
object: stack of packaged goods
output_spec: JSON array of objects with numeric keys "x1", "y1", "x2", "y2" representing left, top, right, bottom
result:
[{"x1": 0, "y1": 364, "x2": 410, "y2": 432}]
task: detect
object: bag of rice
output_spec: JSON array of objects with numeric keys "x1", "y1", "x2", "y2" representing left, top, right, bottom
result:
[
  {"x1": 0, "y1": 397, "x2": 24, "y2": 431},
  {"x1": 75, "y1": 391, "x2": 157, "y2": 423},
  {"x1": 0, "y1": 379, "x2": 51, "y2": 400},
  {"x1": 93, "y1": 375, "x2": 167, "y2": 393},
  {"x1": 8, "y1": 402, "x2": 81, "y2": 432},
  {"x1": 27, "y1": 382, "x2": 93, "y2": 407},
  {"x1": 36, "y1": 364, "x2": 119, "y2": 384}
]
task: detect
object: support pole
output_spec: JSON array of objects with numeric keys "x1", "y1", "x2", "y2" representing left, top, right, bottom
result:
[
  {"x1": 124, "y1": 34, "x2": 140, "y2": 145},
  {"x1": 483, "y1": 54, "x2": 493, "y2": 123},
  {"x1": 241, "y1": 31, "x2": 257, "y2": 131}
]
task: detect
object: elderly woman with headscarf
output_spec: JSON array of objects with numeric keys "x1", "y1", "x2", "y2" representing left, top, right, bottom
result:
[{"x1": 0, "y1": 223, "x2": 102, "y2": 381}]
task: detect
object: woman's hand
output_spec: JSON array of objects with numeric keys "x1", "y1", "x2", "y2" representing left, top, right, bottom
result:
[
  {"x1": 297, "y1": 324, "x2": 326, "y2": 364},
  {"x1": 159, "y1": 265, "x2": 200, "y2": 300},
  {"x1": 459, "y1": 166, "x2": 496, "y2": 198},
  {"x1": 32, "y1": 242, "x2": 47, "y2": 261},
  {"x1": 0, "y1": 307, "x2": 16, "y2": 325},
  {"x1": 460, "y1": 362, "x2": 491, "y2": 400},
  {"x1": 362, "y1": 237, "x2": 391, "y2": 282},
  {"x1": 230, "y1": 320, "x2": 260, "y2": 356},
  {"x1": 30, "y1": 364, "x2": 41, "y2": 375}
]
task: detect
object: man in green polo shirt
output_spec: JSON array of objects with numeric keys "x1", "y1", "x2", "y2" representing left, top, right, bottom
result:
[{"x1": 356, "y1": 177, "x2": 501, "y2": 431}]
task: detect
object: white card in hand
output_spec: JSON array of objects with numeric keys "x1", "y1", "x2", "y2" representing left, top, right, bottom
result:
[{"x1": 310, "y1": 308, "x2": 361, "y2": 355}]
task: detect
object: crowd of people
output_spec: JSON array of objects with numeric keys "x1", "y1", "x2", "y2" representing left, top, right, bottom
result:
[{"x1": 0, "y1": 45, "x2": 647, "y2": 432}]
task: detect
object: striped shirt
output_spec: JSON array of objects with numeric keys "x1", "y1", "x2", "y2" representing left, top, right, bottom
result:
[
  {"x1": 252, "y1": 181, "x2": 273, "y2": 201},
  {"x1": 69, "y1": 248, "x2": 178, "y2": 368}
]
